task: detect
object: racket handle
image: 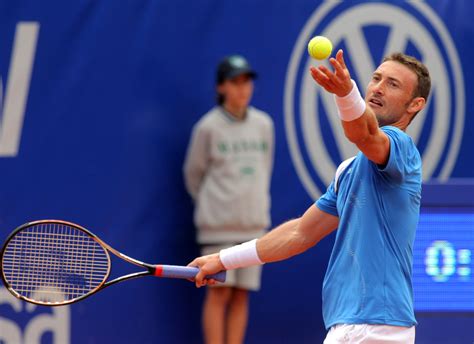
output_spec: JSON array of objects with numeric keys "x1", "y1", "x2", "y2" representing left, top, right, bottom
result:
[{"x1": 154, "y1": 265, "x2": 226, "y2": 283}]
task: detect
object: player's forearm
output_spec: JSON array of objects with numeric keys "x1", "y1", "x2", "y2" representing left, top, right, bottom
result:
[
  {"x1": 218, "y1": 206, "x2": 338, "y2": 271},
  {"x1": 218, "y1": 219, "x2": 310, "y2": 270},
  {"x1": 341, "y1": 106, "x2": 380, "y2": 145},
  {"x1": 335, "y1": 80, "x2": 390, "y2": 164},
  {"x1": 256, "y1": 218, "x2": 314, "y2": 263},
  {"x1": 333, "y1": 78, "x2": 391, "y2": 167}
]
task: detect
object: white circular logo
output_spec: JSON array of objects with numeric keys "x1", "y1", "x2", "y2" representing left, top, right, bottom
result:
[{"x1": 284, "y1": 2, "x2": 465, "y2": 199}]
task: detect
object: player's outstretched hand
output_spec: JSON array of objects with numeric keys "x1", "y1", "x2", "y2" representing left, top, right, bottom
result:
[
  {"x1": 188, "y1": 253, "x2": 226, "y2": 288},
  {"x1": 310, "y1": 49, "x2": 353, "y2": 97}
]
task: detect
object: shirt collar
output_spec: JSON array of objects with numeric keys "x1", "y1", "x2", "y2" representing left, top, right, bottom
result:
[{"x1": 218, "y1": 106, "x2": 248, "y2": 122}]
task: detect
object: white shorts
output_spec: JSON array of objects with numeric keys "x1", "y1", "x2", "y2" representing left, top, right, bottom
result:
[
  {"x1": 323, "y1": 324, "x2": 415, "y2": 344},
  {"x1": 201, "y1": 243, "x2": 262, "y2": 291}
]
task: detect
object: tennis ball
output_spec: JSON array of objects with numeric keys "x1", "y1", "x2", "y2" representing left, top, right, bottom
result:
[{"x1": 307, "y1": 36, "x2": 333, "y2": 60}]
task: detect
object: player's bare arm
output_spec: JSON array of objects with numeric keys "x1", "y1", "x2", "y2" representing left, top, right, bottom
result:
[
  {"x1": 257, "y1": 205, "x2": 338, "y2": 262},
  {"x1": 189, "y1": 205, "x2": 338, "y2": 287},
  {"x1": 310, "y1": 49, "x2": 390, "y2": 165}
]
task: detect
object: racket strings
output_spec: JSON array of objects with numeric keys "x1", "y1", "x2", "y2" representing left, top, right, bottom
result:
[{"x1": 2, "y1": 223, "x2": 110, "y2": 303}]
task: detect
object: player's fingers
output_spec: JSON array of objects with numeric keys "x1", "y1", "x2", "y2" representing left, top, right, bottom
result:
[
  {"x1": 318, "y1": 66, "x2": 341, "y2": 88},
  {"x1": 186, "y1": 259, "x2": 200, "y2": 282},
  {"x1": 191, "y1": 260, "x2": 209, "y2": 287},
  {"x1": 310, "y1": 67, "x2": 330, "y2": 86},
  {"x1": 187, "y1": 258, "x2": 198, "y2": 268},
  {"x1": 196, "y1": 262, "x2": 217, "y2": 287},
  {"x1": 310, "y1": 68, "x2": 337, "y2": 93},
  {"x1": 329, "y1": 57, "x2": 345, "y2": 77},
  {"x1": 195, "y1": 269, "x2": 206, "y2": 287},
  {"x1": 337, "y1": 49, "x2": 347, "y2": 69},
  {"x1": 188, "y1": 255, "x2": 207, "y2": 268},
  {"x1": 310, "y1": 66, "x2": 327, "y2": 80},
  {"x1": 188, "y1": 254, "x2": 211, "y2": 268},
  {"x1": 310, "y1": 66, "x2": 341, "y2": 94},
  {"x1": 206, "y1": 278, "x2": 216, "y2": 286},
  {"x1": 318, "y1": 65, "x2": 339, "y2": 84}
]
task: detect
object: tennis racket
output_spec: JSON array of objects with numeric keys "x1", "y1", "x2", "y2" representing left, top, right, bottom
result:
[{"x1": 0, "y1": 219, "x2": 226, "y2": 306}]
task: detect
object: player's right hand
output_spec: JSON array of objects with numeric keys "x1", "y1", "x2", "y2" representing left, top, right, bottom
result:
[
  {"x1": 310, "y1": 49, "x2": 353, "y2": 97},
  {"x1": 188, "y1": 253, "x2": 226, "y2": 288}
]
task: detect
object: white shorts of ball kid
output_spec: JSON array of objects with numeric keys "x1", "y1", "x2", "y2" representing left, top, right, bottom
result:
[{"x1": 323, "y1": 324, "x2": 415, "y2": 344}]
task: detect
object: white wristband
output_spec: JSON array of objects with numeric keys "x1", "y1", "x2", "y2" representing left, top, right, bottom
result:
[
  {"x1": 334, "y1": 79, "x2": 366, "y2": 122},
  {"x1": 219, "y1": 239, "x2": 264, "y2": 270}
]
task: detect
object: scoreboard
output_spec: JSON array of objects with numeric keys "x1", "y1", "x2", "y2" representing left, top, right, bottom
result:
[{"x1": 413, "y1": 208, "x2": 474, "y2": 312}]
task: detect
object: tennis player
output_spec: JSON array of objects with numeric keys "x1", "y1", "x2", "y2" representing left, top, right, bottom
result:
[{"x1": 190, "y1": 49, "x2": 430, "y2": 344}]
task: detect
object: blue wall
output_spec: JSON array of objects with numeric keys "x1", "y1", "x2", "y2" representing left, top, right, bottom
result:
[{"x1": 0, "y1": 1, "x2": 473, "y2": 343}]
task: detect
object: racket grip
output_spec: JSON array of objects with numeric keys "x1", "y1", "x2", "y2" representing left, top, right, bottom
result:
[{"x1": 154, "y1": 265, "x2": 226, "y2": 283}]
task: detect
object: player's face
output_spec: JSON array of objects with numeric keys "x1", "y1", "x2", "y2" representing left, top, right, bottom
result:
[
  {"x1": 365, "y1": 61, "x2": 419, "y2": 127},
  {"x1": 219, "y1": 74, "x2": 254, "y2": 110}
]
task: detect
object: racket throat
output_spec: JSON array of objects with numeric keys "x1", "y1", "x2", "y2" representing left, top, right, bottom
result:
[{"x1": 153, "y1": 265, "x2": 164, "y2": 277}]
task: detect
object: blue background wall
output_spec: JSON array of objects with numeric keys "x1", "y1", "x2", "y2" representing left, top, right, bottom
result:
[{"x1": 0, "y1": 1, "x2": 473, "y2": 343}]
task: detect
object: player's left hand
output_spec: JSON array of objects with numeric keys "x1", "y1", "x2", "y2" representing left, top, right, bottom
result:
[
  {"x1": 188, "y1": 253, "x2": 226, "y2": 288},
  {"x1": 310, "y1": 49, "x2": 353, "y2": 97}
]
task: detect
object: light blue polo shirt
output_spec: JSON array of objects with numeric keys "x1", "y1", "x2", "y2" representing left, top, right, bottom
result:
[{"x1": 316, "y1": 126, "x2": 422, "y2": 329}]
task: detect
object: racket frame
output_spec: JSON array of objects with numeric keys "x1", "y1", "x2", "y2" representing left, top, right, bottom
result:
[{"x1": 1, "y1": 219, "x2": 224, "y2": 306}]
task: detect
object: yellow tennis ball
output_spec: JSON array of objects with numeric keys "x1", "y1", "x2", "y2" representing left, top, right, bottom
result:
[{"x1": 307, "y1": 36, "x2": 333, "y2": 60}]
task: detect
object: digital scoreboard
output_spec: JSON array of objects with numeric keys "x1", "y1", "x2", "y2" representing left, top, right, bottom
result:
[{"x1": 413, "y1": 208, "x2": 474, "y2": 312}]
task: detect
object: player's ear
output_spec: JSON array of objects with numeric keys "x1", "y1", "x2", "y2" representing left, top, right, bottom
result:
[
  {"x1": 217, "y1": 82, "x2": 226, "y2": 95},
  {"x1": 407, "y1": 96, "x2": 425, "y2": 115}
]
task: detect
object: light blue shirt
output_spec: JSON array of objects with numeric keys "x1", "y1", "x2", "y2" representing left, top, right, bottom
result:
[{"x1": 316, "y1": 126, "x2": 422, "y2": 329}]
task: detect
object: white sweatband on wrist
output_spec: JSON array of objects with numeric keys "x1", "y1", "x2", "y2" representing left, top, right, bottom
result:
[
  {"x1": 219, "y1": 239, "x2": 264, "y2": 270},
  {"x1": 334, "y1": 79, "x2": 366, "y2": 122}
]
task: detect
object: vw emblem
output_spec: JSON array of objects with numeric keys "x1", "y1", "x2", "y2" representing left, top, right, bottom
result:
[{"x1": 284, "y1": 1, "x2": 465, "y2": 199}]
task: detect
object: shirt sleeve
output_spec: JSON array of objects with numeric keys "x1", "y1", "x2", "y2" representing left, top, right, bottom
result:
[
  {"x1": 316, "y1": 180, "x2": 338, "y2": 217},
  {"x1": 183, "y1": 122, "x2": 210, "y2": 200},
  {"x1": 377, "y1": 126, "x2": 413, "y2": 183},
  {"x1": 264, "y1": 117, "x2": 275, "y2": 183}
]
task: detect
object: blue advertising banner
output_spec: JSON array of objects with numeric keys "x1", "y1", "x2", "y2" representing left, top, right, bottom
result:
[{"x1": 1, "y1": 1, "x2": 473, "y2": 343}]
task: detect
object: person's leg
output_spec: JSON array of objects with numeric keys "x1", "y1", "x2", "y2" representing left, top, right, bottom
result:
[
  {"x1": 200, "y1": 243, "x2": 238, "y2": 344},
  {"x1": 202, "y1": 286, "x2": 232, "y2": 344},
  {"x1": 226, "y1": 288, "x2": 249, "y2": 344},
  {"x1": 225, "y1": 264, "x2": 262, "y2": 344}
]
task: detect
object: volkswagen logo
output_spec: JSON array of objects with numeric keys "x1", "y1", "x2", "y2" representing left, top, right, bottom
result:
[{"x1": 284, "y1": 1, "x2": 465, "y2": 199}]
